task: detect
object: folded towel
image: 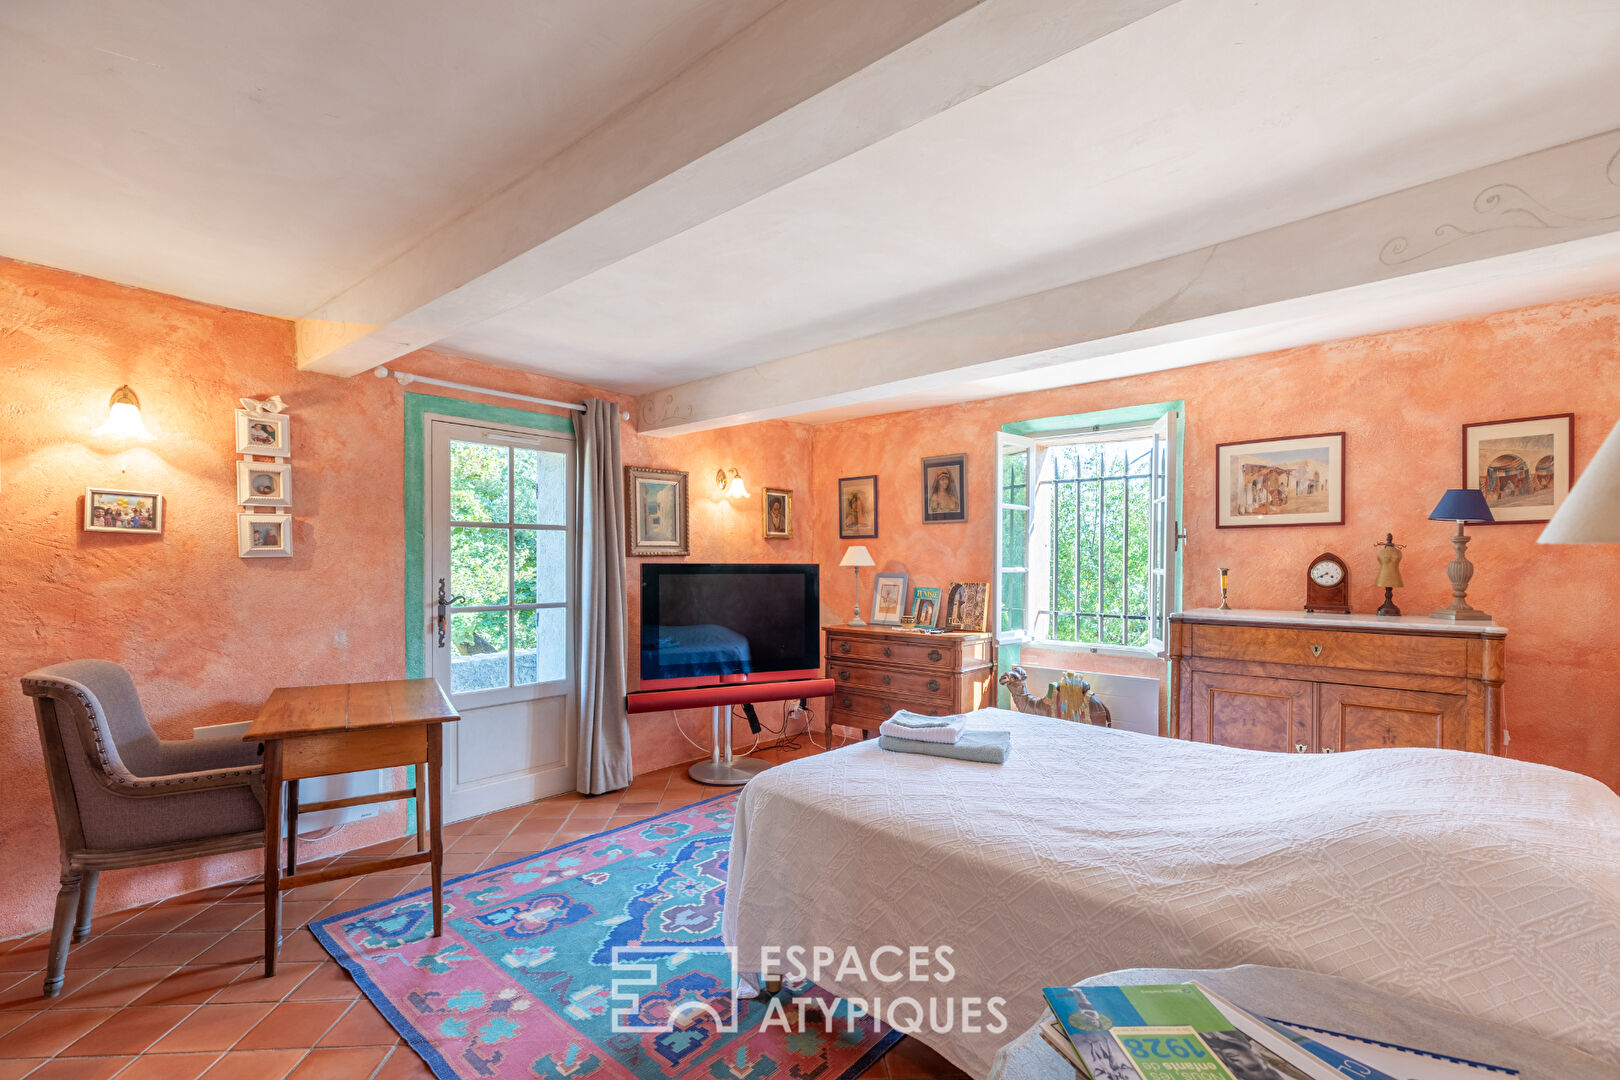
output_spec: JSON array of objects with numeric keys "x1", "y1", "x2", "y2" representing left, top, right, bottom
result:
[
  {"x1": 879, "y1": 711, "x2": 969, "y2": 743},
  {"x1": 878, "y1": 730, "x2": 1011, "y2": 764}
]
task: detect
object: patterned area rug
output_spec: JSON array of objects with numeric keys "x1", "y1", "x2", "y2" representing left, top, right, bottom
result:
[{"x1": 312, "y1": 791, "x2": 898, "y2": 1079}]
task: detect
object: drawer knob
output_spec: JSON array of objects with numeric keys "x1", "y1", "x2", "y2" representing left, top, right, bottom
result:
[
  {"x1": 927, "y1": 649, "x2": 943, "y2": 662},
  {"x1": 839, "y1": 642, "x2": 851, "y2": 654},
  {"x1": 1320, "y1": 747, "x2": 1336, "y2": 754},
  {"x1": 1294, "y1": 742, "x2": 1309, "y2": 753},
  {"x1": 927, "y1": 679, "x2": 941, "y2": 692},
  {"x1": 882, "y1": 646, "x2": 892, "y2": 657},
  {"x1": 840, "y1": 696, "x2": 852, "y2": 709},
  {"x1": 838, "y1": 669, "x2": 850, "y2": 681},
  {"x1": 1310, "y1": 643, "x2": 1323, "y2": 658},
  {"x1": 881, "y1": 675, "x2": 891, "y2": 686}
]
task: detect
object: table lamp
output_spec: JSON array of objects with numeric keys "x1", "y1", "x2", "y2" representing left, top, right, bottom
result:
[
  {"x1": 1428, "y1": 489, "x2": 1494, "y2": 621},
  {"x1": 839, "y1": 545, "x2": 876, "y2": 626},
  {"x1": 1539, "y1": 418, "x2": 1620, "y2": 544}
]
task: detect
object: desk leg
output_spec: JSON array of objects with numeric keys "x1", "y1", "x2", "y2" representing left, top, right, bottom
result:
[
  {"x1": 416, "y1": 766, "x2": 429, "y2": 854},
  {"x1": 262, "y1": 740, "x2": 283, "y2": 978},
  {"x1": 427, "y1": 724, "x2": 444, "y2": 938},
  {"x1": 286, "y1": 778, "x2": 299, "y2": 876}
]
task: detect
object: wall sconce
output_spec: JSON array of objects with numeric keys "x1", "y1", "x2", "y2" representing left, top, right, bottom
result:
[
  {"x1": 91, "y1": 385, "x2": 156, "y2": 442},
  {"x1": 715, "y1": 467, "x2": 749, "y2": 498}
]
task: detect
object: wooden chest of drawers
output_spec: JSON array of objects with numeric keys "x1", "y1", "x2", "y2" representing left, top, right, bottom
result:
[
  {"x1": 823, "y1": 626, "x2": 996, "y2": 742},
  {"x1": 1167, "y1": 609, "x2": 1506, "y2": 755}
]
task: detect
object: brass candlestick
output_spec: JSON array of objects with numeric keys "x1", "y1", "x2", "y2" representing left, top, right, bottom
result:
[{"x1": 1218, "y1": 568, "x2": 1231, "y2": 611}]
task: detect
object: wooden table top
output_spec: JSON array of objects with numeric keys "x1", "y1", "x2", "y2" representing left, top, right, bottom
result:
[{"x1": 245, "y1": 678, "x2": 458, "y2": 741}]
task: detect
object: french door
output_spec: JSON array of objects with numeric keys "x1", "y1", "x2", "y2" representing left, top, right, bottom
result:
[{"x1": 424, "y1": 415, "x2": 577, "y2": 821}]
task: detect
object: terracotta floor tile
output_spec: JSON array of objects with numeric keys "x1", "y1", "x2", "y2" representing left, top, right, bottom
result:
[
  {"x1": 114, "y1": 1051, "x2": 225, "y2": 1080},
  {"x1": 882, "y1": 1036, "x2": 970, "y2": 1079},
  {"x1": 316, "y1": 998, "x2": 399, "y2": 1047},
  {"x1": 211, "y1": 962, "x2": 318, "y2": 1004},
  {"x1": 146, "y1": 1002, "x2": 273, "y2": 1053},
  {"x1": 0, "y1": 1061, "x2": 44, "y2": 1080},
  {"x1": 188, "y1": 933, "x2": 262, "y2": 968},
  {"x1": 285, "y1": 962, "x2": 360, "y2": 1002},
  {"x1": 446, "y1": 833, "x2": 501, "y2": 854},
  {"x1": 54, "y1": 965, "x2": 177, "y2": 1010},
  {"x1": 107, "y1": 905, "x2": 206, "y2": 937},
  {"x1": 0, "y1": 1007, "x2": 117, "y2": 1057},
  {"x1": 58, "y1": 1002, "x2": 194, "y2": 1055},
  {"x1": 234, "y1": 999, "x2": 350, "y2": 1050},
  {"x1": 118, "y1": 933, "x2": 219, "y2": 968},
  {"x1": 0, "y1": 939, "x2": 51, "y2": 975},
  {"x1": 67, "y1": 935, "x2": 152, "y2": 969},
  {"x1": 0, "y1": 1008, "x2": 36, "y2": 1040},
  {"x1": 273, "y1": 932, "x2": 332, "y2": 966},
  {"x1": 132, "y1": 964, "x2": 250, "y2": 1007},
  {"x1": 440, "y1": 854, "x2": 484, "y2": 875},
  {"x1": 174, "y1": 904, "x2": 258, "y2": 936},
  {"x1": 286, "y1": 1045, "x2": 389, "y2": 1079},
  {"x1": 0, "y1": 973, "x2": 53, "y2": 1013},
  {"x1": 23, "y1": 1056, "x2": 132, "y2": 1080},
  {"x1": 196, "y1": 1048, "x2": 307, "y2": 1080},
  {"x1": 371, "y1": 1045, "x2": 434, "y2": 1080}
]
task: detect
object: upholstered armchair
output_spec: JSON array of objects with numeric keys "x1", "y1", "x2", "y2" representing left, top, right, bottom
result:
[{"x1": 21, "y1": 660, "x2": 266, "y2": 996}]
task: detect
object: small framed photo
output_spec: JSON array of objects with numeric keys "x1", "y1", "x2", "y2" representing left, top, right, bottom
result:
[
  {"x1": 236, "y1": 461, "x2": 291, "y2": 507},
  {"x1": 1216, "y1": 432, "x2": 1345, "y2": 528},
  {"x1": 943, "y1": 582, "x2": 989, "y2": 632},
  {"x1": 625, "y1": 466, "x2": 689, "y2": 557},
  {"x1": 85, "y1": 488, "x2": 163, "y2": 533},
  {"x1": 838, "y1": 475, "x2": 878, "y2": 539},
  {"x1": 1463, "y1": 413, "x2": 1573, "y2": 524},
  {"x1": 238, "y1": 513, "x2": 292, "y2": 557},
  {"x1": 870, "y1": 572, "x2": 909, "y2": 626},
  {"x1": 921, "y1": 454, "x2": 967, "y2": 523},
  {"x1": 910, "y1": 586, "x2": 942, "y2": 628},
  {"x1": 762, "y1": 487, "x2": 793, "y2": 539},
  {"x1": 235, "y1": 410, "x2": 290, "y2": 456}
]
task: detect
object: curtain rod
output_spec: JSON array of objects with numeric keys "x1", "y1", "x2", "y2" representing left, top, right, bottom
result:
[{"x1": 374, "y1": 366, "x2": 588, "y2": 413}]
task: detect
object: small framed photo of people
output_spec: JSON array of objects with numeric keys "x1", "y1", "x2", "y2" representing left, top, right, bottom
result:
[
  {"x1": 910, "y1": 586, "x2": 942, "y2": 628},
  {"x1": 236, "y1": 461, "x2": 292, "y2": 507},
  {"x1": 1463, "y1": 413, "x2": 1573, "y2": 524},
  {"x1": 85, "y1": 488, "x2": 163, "y2": 534},
  {"x1": 625, "y1": 466, "x2": 689, "y2": 557},
  {"x1": 869, "y1": 572, "x2": 909, "y2": 626},
  {"x1": 238, "y1": 512, "x2": 293, "y2": 558},
  {"x1": 762, "y1": 487, "x2": 793, "y2": 539},
  {"x1": 838, "y1": 475, "x2": 878, "y2": 539},
  {"x1": 235, "y1": 409, "x2": 291, "y2": 456},
  {"x1": 921, "y1": 454, "x2": 967, "y2": 523},
  {"x1": 942, "y1": 582, "x2": 989, "y2": 632}
]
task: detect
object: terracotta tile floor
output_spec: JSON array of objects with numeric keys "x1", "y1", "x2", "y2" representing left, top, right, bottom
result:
[{"x1": 0, "y1": 738, "x2": 968, "y2": 1079}]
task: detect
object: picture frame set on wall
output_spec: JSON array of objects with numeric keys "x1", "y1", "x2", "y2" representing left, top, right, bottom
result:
[
  {"x1": 237, "y1": 399, "x2": 293, "y2": 558},
  {"x1": 236, "y1": 461, "x2": 292, "y2": 508},
  {"x1": 1215, "y1": 431, "x2": 1346, "y2": 529},
  {"x1": 238, "y1": 512, "x2": 293, "y2": 557},
  {"x1": 84, "y1": 487, "x2": 164, "y2": 534},
  {"x1": 1462, "y1": 413, "x2": 1573, "y2": 524},
  {"x1": 921, "y1": 454, "x2": 967, "y2": 523},
  {"x1": 625, "y1": 465, "x2": 690, "y2": 557},
  {"x1": 838, "y1": 474, "x2": 879, "y2": 539}
]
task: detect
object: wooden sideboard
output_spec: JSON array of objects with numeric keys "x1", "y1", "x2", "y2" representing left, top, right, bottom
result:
[
  {"x1": 1167, "y1": 609, "x2": 1505, "y2": 755},
  {"x1": 824, "y1": 625, "x2": 996, "y2": 742}
]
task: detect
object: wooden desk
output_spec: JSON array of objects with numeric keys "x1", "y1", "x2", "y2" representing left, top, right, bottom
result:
[{"x1": 245, "y1": 678, "x2": 458, "y2": 976}]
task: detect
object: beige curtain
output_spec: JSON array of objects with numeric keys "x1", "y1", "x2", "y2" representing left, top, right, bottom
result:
[{"x1": 574, "y1": 399, "x2": 633, "y2": 794}]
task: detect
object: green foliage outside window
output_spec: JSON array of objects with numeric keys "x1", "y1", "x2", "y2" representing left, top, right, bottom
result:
[{"x1": 1047, "y1": 438, "x2": 1153, "y2": 647}]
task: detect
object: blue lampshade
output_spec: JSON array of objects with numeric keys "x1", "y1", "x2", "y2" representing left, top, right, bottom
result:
[{"x1": 1429, "y1": 488, "x2": 1495, "y2": 523}]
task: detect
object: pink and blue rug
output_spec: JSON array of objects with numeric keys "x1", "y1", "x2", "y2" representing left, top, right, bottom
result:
[{"x1": 311, "y1": 791, "x2": 897, "y2": 1079}]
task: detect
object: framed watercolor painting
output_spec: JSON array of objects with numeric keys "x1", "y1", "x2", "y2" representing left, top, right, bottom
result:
[
  {"x1": 236, "y1": 461, "x2": 292, "y2": 507},
  {"x1": 1216, "y1": 432, "x2": 1345, "y2": 528},
  {"x1": 625, "y1": 466, "x2": 689, "y2": 556},
  {"x1": 921, "y1": 454, "x2": 967, "y2": 523},
  {"x1": 85, "y1": 488, "x2": 163, "y2": 533},
  {"x1": 1463, "y1": 413, "x2": 1572, "y2": 524},
  {"x1": 910, "y1": 586, "x2": 942, "y2": 628},
  {"x1": 838, "y1": 475, "x2": 878, "y2": 539},
  {"x1": 869, "y1": 572, "x2": 909, "y2": 626},
  {"x1": 763, "y1": 487, "x2": 793, "y2": 538},
  {"x1": 235, "y1": 410, "x2": 291, "y2": 456},
  {"x1": 238, "y1": 512, "x2": 292, "y2": 557},
  {"x1": 942, "y1": 582, "x2": 988, "y2": 632}
]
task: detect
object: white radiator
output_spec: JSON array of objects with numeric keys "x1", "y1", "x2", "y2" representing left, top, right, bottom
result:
[
  {"x1": 193, "y1": 720, "x2": 384, "y2": 835},
  {"x1": 1013, "y1": 666, "x2": 1161, "y2": 736}
]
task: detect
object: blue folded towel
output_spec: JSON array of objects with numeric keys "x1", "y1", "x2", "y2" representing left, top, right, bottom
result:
[{"x1": 878, "y1": 730, "x2": 1011, "y2": 764}]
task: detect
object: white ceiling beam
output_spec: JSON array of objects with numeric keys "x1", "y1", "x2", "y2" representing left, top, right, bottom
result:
[
  {"x1": 636, "y1": 130, "x2": 1620, "y2": 434},
  {"x1": 297, "y1": 0, "x2": 1182, "y2": 376}
]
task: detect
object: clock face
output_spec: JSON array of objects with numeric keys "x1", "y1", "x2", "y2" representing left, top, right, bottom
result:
[{"x1": 1310, "y1": 559, "x2": 1345, "y2": 587}]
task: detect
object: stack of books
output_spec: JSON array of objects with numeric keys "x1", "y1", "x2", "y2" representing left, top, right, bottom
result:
[{"x1": 1040, "y1": 982, "x2": 1518, "y2": 1079}]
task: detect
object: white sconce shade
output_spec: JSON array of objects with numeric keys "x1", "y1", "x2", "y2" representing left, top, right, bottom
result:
[
  {"x1": 1540, "y1": 418, "x2": 1620, "y2": 544},
  {"x1": 91, "y1": 385, "x2": 155, "y2": 441},
  {"x1": 715, "y1": 467, "x2": 749, "y2": 498}
]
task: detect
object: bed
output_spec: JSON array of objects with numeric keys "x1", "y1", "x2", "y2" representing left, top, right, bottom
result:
[{"x1": 721, "y1": 709, "x2": 1620, "y2": 1078}]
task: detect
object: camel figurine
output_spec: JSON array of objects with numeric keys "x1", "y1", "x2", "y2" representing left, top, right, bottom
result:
[{"x1": 999, "y1": 666, "x2": 1112, "y2": 727}]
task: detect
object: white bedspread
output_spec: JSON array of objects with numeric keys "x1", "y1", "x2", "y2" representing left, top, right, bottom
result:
[{"x1": 721, "y1": 710, "x2": 1620, "y2": 1078}]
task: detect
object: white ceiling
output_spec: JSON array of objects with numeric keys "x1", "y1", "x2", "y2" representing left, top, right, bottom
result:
[
  {"x1": 0, "y1": 0, "x2": 784, "y2": 316},
  {"x1": 441, "y1": 0, "x2": 1620, "y2": 391}
]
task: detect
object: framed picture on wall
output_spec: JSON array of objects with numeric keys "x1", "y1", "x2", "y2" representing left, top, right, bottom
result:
[
  {"x1": 238, "y1": 512, "x2": 292, "y2": 557},
  {"x1": 625, "y1": 466, "x2": 689, "y2": 556},
  {"x1": 1463, "y1": 413, "x2": 1572, "y2": 524},
  {"x1": 235, "y1": 410, "x2": 291, "y2": 456},
  {"x1": 236, "y1": 461, "x2": 291, "y2": 507},
  {"x1": 910, "y1": 586, "x2": 942, "y2": 628},
  {"x1": 942, "y1": 582, "x2": 988, "y2": 632},
  {"x1": 1216, "y1": 432, "x2": 1345, "y2": 528},
  {"x1": 869, "y1": 572, "x2": 909, "y2": 626},
  {"x1": 921, "y1": 454, "x2": 967, "y2": 523},
  {"x1": 762, "y1": 487, "x2": 793, "y2": 538},
  {"x1": 838, "y1": 475, "x2": 879, "y2": 539},
  {"x1": 85, "y1": 488, "x2": 163, "y2": 533}
]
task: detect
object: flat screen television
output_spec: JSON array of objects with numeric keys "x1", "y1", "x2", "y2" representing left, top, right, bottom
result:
[{"x1": 640, "y1": 563, "x2": 820, "y2": 690}]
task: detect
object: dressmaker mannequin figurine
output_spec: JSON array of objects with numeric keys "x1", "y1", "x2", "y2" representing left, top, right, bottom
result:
[{"x1": 1374, "y1": 533, "x2": 1405, "y2": 616}]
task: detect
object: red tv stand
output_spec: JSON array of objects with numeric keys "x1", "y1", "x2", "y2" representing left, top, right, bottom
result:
[{"x1": 625, "y1": 677, "x2": 834, "y2": 786}]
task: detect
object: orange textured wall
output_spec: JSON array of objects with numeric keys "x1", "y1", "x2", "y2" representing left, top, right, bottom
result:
[
  {"x1": 811, "y1": 294, "x2": 1620, "y2": 789},
  {"x1": 0, "y1": 261, "x2": 810, "y2": 940}
]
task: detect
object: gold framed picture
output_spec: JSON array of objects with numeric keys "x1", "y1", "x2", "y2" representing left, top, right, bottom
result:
[
  {"x1": 763, "y1": 487, "x2": 793, "y2": 538},
  {"x1": 625, "y1": 466, "x2": 689, "y2": 557}
]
